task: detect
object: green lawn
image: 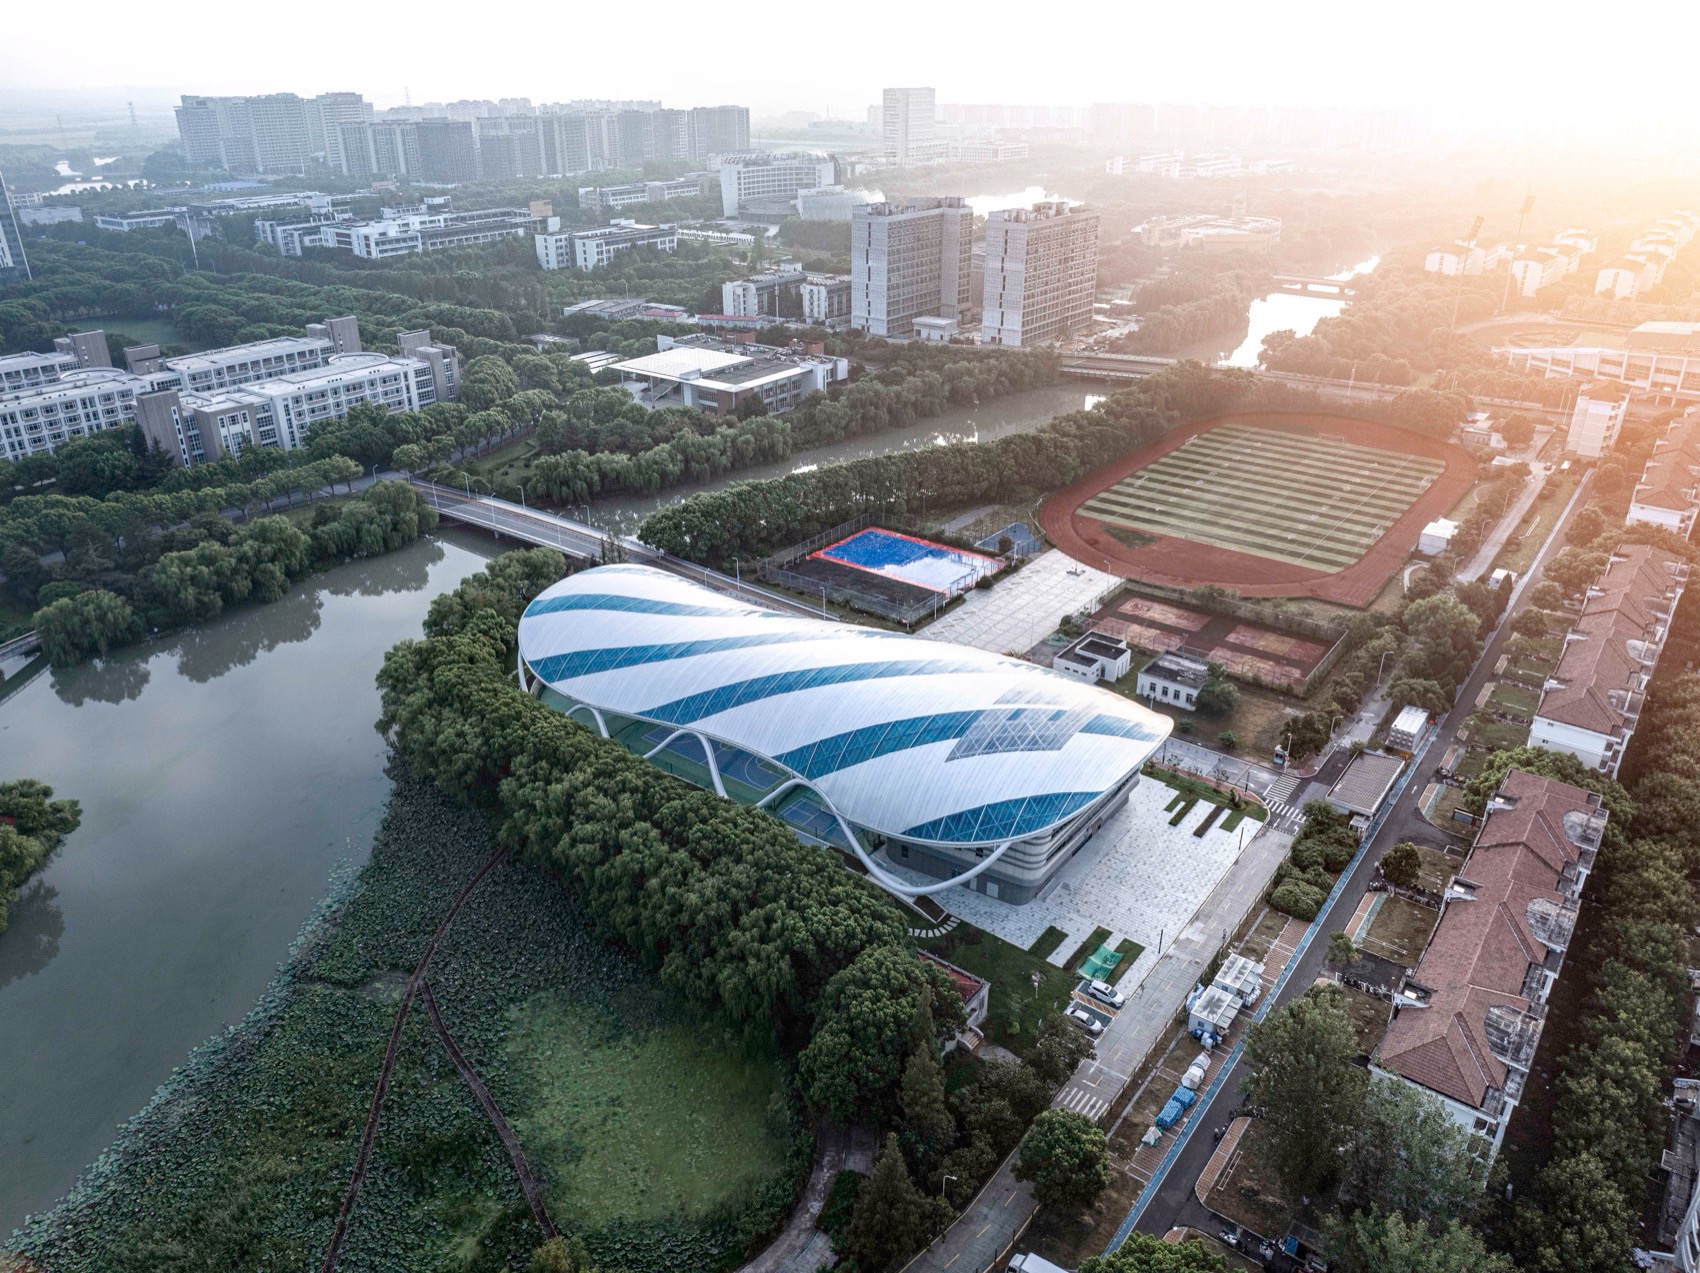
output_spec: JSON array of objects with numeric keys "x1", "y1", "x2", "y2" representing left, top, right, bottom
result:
[
  {"x1": 1028, "y1": 926, "x2": 1067, "y2": 960},
  {"x1": 1464, "y1": 713, "x2": 1530, "y2": 752},
  {"x1": 1145, "y1": 763, "x2": 1268, "y2": 821},
  {"x1": 1487, "y1": 681, "x2": 1541, "y2": 718},
  {"x1": 505, "y1": 991, "x2": 794, "y2": 1227},
  {"x1": 921, "y1": 923, "x2": 1075, "y2": 1054}
]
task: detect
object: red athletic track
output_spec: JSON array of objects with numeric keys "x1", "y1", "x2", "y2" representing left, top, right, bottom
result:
[{"x1": 1039, "y1": 411, "x2": 1478, "y2": 608}]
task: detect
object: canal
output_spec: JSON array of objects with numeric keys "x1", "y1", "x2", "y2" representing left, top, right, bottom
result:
[
  {"x1": 0, "y1": 529, "x2": 504, "y2": 1233},
  {"x1": 579, "y1": 382, "x2": 1104, "y2": 536},
  {"x1": 1175, "y1": 254, "x2": 1381, "y2": 367}
]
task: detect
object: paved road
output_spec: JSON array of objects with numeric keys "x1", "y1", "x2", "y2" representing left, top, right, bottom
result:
[
  {"x1": 1127, "y1": 469, "x2": 1594, "y2": 1242},
  {"x1": 902, "y1": 822, "x2": 1293, "y2": 1273},
  {"x1": 1461, "y1": 463, "x2": 1550, "y2": 582}
]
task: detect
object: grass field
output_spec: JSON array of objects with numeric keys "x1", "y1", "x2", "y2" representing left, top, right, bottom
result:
[
  {"x1": 506, "y1": 993, "x2": 794, "y2": 1227},
  {"x1": 922, "y1": 922, "x2": 1075, "y2": 1054},
  {"x1": 1077, "y1": 422, "x2": 1445, "y2": 574},
  {"x1": 69, "y1": 315, "x2": 207, "y2": 354}
]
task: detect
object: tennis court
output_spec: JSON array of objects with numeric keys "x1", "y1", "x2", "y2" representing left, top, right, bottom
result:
[
  {"x1": 1075, "y1": 422, "x2": 1444, "y2": 574},
  {"x1": 812, "y1": 527, "x2": 1000, "y2": 595},
  {"x1": 975, "y1": 521, "x2": 1044, "y2": 557}
]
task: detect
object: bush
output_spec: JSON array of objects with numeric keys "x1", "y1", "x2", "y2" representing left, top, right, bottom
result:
[
  {"x1": 819, "y1": 1169, "x2": 865, "y2": 1252},
  {"x1": 1270, "y1": 879, "x2": 1327, "y2": 921},
  {"x1": 1218, "y1": 730, "x2": 1239, "y2": 750}
]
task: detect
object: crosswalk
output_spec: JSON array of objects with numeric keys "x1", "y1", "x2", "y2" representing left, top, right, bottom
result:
[
  {"x1": 1055, "y1": 1084, "x2": 1110, "y2": 1120},
  {"x1": 1262, "y1": 774, "x2": 1303, "y2": 826}
]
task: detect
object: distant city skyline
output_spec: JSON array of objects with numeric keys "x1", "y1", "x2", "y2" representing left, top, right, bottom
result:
[{"x1": 2, "y1": 0, "x2": 1695, "y2": 152}]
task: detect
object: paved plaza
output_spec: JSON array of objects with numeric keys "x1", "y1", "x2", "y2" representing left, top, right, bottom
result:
[
  {"x1": 920, "y1": 548, "x2": 1119, "y2": 655},
  {"x1": 886, "y1": 778, "x2": 1258, "y2": 990}
]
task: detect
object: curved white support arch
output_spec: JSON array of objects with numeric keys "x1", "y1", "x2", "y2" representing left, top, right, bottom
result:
[
  {"x1": 643, "y1": 726, "x2": 727, "y2": 799},
  {"x1": 566, "y1": 702, "x2": 610, "y2": 738},
  {"x1": 756, "y1": 774, "x2": 1018, "y2": 899}
]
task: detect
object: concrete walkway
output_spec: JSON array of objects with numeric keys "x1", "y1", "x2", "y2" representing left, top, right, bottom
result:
[
  {"x1": 901, "y1": 822, "x2": 1292, "y2": 1273},
  {"x1": 740, "y1": 1124, "x2": 878, "y2": 1273},
  {"x1": 1461, "y1": 463, "x2": 1548, "y2": 582}
]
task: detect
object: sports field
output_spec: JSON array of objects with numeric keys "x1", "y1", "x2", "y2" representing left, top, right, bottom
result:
[
  {"x1": 1039, "y1": 413, "x2": 1476, "y2": 607},
  {"x1": 1077, "y1": 423, "x2": 1444, "y2": 573},
  {"x1": 812, "y1": 527, "x2": 1000, "y2": 595}
]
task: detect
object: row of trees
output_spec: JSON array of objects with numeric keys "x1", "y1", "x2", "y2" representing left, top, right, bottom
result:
[
  {"x1": 640, "y1": 362, "x2": 1266, "y2": 566},
  {"x1": 30, "y1": 482, "x2": 436, "y2": 666},
  {"x1": 1113, "y1": 269, "x2": 1264, "y2": 355}
]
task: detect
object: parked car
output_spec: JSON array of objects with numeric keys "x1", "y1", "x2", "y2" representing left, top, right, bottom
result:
[
  {"x1": 1065, "y1": 1004, "x2": 1104, "y2": 1036},
  {"x1": 1086, "y1": 978, "x2": 1125, "y2": 1008},
  {"x1": 1219, "y1": 1225, "x2": 1240, "y2": 1248}
]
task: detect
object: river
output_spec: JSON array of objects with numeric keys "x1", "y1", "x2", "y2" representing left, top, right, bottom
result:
[
  {"x1": 578, "y1": 383, "x2": 1102, "y2": 537},
  {"x1": 0, "y1": 529, "x2": 503, "y2": 1233},
  {"x1": 1175, "y1": 254, "x2": 1381, "y2": 368}
]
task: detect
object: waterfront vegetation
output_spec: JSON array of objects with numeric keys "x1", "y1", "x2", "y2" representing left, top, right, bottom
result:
[
  {"x1": 10, "y1": 774, "x2": 809, "y2": 1271},
  {"x1": 0, "y1": 780, "x2": 80, "y2": 935}
]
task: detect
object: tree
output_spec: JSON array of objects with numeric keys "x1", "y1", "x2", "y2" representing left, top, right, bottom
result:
[
  {"x1": 1196, "y1": 664, "x2": 1239, "y2": 716},
  {"x1": 1379, "y1": 842, "x2": 1422, "y2": 889},
  {"x1": 1497, "y1": 413, "x2": 1537, "y2": 449},
  {"x1": 1327, "y1": 1211, "x2": 1513, "y2": 1273},
  {"x1": 1515, "y1": 1150, "x2": 1636, "y2": 1273},
  {"x1": 1386, "y1": 676, "x2": 1450, "y2": 715},
  {"x1": 799, "y1": 947, "x2": 965, "y2": 1121},
  {"x1": 1399, "y1": 592, "x2": 1483, "y2": 690},
  {"x1": 1341, "y1": 1081, "x2": 1487, "y2": 1225},
  {"x1": 33, "y1": 588, "x2": 143, "y2": 667},
  {"x1": 899, "y1": 1030, "x2": 957, "y2": 1174},
  {"x1": 1079, "y1": 1234, "x2": 1230, "y2": 1272},
  {"x1": 1015, "y1": 1109, "x2": 1111, "y2": 1213},
  {"x1": 1524, "y1": 579, "x2": 1563, "y2": 610},
  {"x1": 527, "y1": 1237, "x2": 596, "y2": 1273},
  {"x1": 1510, "y1": 608, "x2": 1558, "y2": 639},
  {"x1": 846, "y1": 1133, "x2": 950, "y2": 1270},
  {"x1": 1241, "y1": 985, "x2": 1367, "y2": 1201},
  {"x1": 1326, "y1": 931, "x2": 1358, "y2": 971},
  {"x1": 0, "y1": 779, "x2": 81, "y2": 935}
]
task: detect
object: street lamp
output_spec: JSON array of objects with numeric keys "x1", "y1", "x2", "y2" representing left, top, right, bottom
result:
[
  {"x1": 941, "y1": 1174, "x2": 957, "y2": 1197},
  {"x1": 516, "y1": 481, "x2": 531, "y2": 509}
]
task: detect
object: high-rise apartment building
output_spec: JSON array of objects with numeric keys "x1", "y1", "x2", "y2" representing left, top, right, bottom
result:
[
  {"x1": 980, "y1": 202, "x2": 1099, "y2": 347},
  {"x1": 881, "y1": 87, "x2": 939, "y2": 167},
  {"x1": 175, "y1": 93, "x2": 325, "y2": 174},
  {"x1": 340, "y1": 120, "x2": 477, "y2": 183},
  {"x1": 306, "y1": 92, "x2": 373, "y2": 173},
  {"x1": 688, "y1": 106, "x2": 751, "y2": 160},
  {"x1": 0, "y1": 171, "x2": 29, "y2": 282},
  {"x1": 1088, "y1": 102, "x2": 1156, "y2": 144},
  {"x1": 850, "y1": 198, "x2": 972, "y2": 338}
]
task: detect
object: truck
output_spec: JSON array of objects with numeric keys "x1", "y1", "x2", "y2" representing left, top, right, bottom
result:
[{"x1": 1007, "y1": 1254, "x2": 1073, "y2": 1273}]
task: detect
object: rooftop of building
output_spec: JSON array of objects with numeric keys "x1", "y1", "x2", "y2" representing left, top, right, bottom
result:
[
  {"x1": 1141, "y1": 651, "x2": 1209, "y2": 687},
  {"x1": 1376, "y1": 770, "x2": 1602, "y2": 1109},
  {"x1": 1327, "y1": 750, "x2": 1405, "y2": 818},
  {"x1": 166, "y1": 334, "x2": 332, "y2": 374}
]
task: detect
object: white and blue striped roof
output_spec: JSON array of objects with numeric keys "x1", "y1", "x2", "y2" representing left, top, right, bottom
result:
[{"x1": 517, "y1": 565, "x2": 1171, "y2": 848}]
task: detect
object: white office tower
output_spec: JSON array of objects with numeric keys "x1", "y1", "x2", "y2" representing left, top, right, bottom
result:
[
  {"x1": 980, "y1": 203, "x2": 1100, "y2": 347},
  {"x1": 882, "y1": 87, "x2": 939, "y2": 166},
  {"x1": 850, "y1": 199, "x2": 972, "y2": 339}
]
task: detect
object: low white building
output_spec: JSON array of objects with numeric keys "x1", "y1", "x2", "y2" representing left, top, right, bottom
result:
[
  {"x1": 1387, "y1": 705, "x2": 1430, "y2": 753},
  {"x1": 912, "y1": 314, "x2": 959, "y2": 343},
  {"x1": 716, "y1": 151, "x2": 837, "y2": 217},
  {"x1": 611, "y1": 335, "x2": 847, "y2": 418},
  {"x1": 1051, "y1": 633, "x2": 1132, "y2": 683},
  {"x1": 94, "y1": 208, "x2": 187, "y2": 233},
  {"x1": 1136, "y1": 651, "x2": 1210, "y2": 711},
  {"x1": 537, "y1": 220, "x2": 679, "y2": 271},
  {"x1": 1418, "y1": 518, "x2": 1458, "y2": 556},
  {"x1": 1498, "y1": 321, "x2": 1700, "y2": 406},
  {"x1": 1423, "y1": 242, "x2": 1511, "y2": 275},
  {"x1": 1565, "y1": 382, "x2": 1630, "y2": 458}
]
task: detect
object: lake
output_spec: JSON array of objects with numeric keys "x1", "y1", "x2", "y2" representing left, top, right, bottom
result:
[{"x1": 0, "y1": 529, "x2": 504, "y2": 1233}]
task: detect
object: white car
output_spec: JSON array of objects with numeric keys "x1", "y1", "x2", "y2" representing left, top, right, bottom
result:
[
  {"x1": 1065, "y1": 1005, "x2": 1104, "y2": 1036},
  {"x1": 1086, "y1": 979, "x2": 1126, "y2": 1009}
]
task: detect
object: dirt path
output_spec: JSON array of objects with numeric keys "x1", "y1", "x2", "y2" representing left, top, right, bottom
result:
[
  {"x1": 318, "y1": 844, "x2": 510, "y2": 1273},
  {"x1": 420, "y1": 982, "x2": 557, "y2": 1238}
]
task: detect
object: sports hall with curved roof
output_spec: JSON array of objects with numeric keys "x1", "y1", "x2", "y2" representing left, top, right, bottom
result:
[{"x1": 516, "y1": 564, "x2": 1171, "y2": 901}]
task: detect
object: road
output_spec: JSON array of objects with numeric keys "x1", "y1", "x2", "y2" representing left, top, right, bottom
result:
[{"x1": 1126, "y1": 469, "x2": 1593, "y2": 1243}]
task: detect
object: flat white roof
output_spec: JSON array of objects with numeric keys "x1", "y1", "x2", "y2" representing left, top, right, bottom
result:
[{"x1": 614, "y1": 348, "x2": 750, "y2": 379}]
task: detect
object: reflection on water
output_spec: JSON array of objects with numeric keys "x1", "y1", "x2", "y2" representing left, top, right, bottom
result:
[
  {"x1": 580, "y1": 384, "x2": 1104, "y2": 536},
  {"x1": 1177, "y1": 255, "x2": 1382, "y2": 369},
  {"x1": 0, "y1": 882, "x2": 64, "y2": 992},
  {"x1": 0, "y1": 529, "x2": 495, "y2": 1231}
]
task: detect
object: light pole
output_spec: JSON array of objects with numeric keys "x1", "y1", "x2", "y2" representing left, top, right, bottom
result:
[
  {"x1": 941, "y1": 1174, "x2": 957, "y2": 1197},
  {"x1": 516, "y1": 481, "x2": 531, "y2": 509}
]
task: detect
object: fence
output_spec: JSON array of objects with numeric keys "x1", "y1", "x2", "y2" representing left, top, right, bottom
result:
[{"x1": 1089, "y1": 578, "x2": 1352, "y2": 699}]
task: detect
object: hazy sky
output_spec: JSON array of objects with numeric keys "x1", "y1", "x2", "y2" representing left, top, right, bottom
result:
[{"x1": 2, "y1": 0, "x2": 1693, "y2": 138}]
